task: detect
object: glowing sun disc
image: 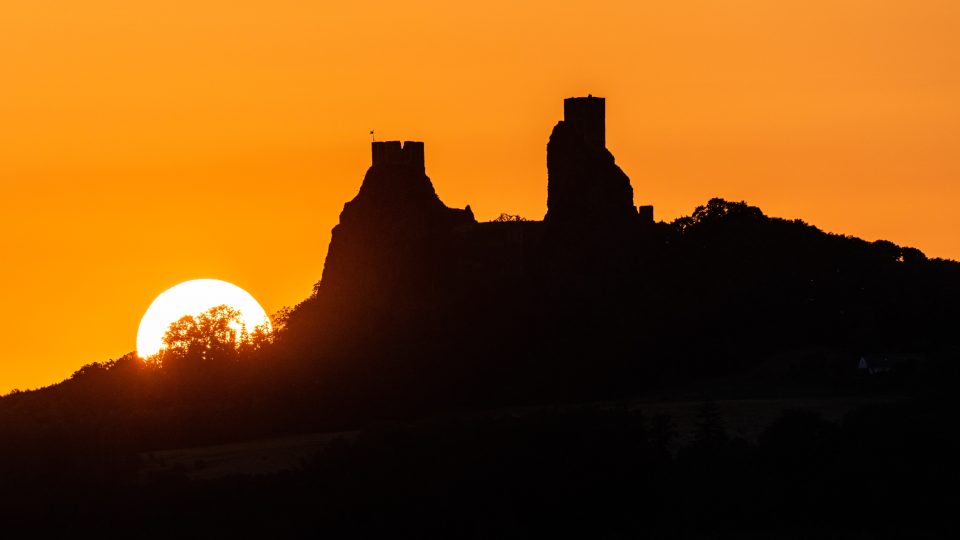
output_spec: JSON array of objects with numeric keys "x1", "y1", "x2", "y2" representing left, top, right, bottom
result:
[{"x1": 136, "y1": 279, "x2": 271, "y2": 358}]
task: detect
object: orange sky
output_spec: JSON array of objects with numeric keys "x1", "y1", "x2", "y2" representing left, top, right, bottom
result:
[{"x1": 1, "y1": 0, "x2": 958, "y2": 393}]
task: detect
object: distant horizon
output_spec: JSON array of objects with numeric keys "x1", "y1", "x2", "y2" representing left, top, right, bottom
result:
[{"x1": 2, "y1": 0, "x2": 959, "y2": 393}]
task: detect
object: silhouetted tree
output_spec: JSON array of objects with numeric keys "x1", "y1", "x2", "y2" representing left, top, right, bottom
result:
[
  {"x1": 493, "y1": 213, "x2": 528, "y2": 222},
  {"x1": 155, "y1": 305, "x2": 246, "y2": 371},
  {"x1": 677, "y1": 198, "x2": 765, "y2": 231}
]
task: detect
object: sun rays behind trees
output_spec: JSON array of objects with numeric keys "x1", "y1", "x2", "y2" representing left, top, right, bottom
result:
[{"x1": 151, "y1": 305, "x2": 274, "y2": 373}]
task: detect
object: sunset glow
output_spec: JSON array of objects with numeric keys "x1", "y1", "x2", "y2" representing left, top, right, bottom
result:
[{"x1": 136, "y1": 279, "x2": 271, "y2": 358}]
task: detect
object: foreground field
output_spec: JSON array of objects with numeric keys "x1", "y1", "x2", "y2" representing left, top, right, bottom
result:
[{"x1": 141, "y1": 395, "x2": 896, "y2": 480}]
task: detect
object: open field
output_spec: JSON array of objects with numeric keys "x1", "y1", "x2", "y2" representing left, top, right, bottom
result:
[
  {"x1": 139, "y1": 395, "x2": 897, "y2": 480},
  {"x1": 634, "y1": 396, "x2": 897, "y2": 445},
  {"x1": 140, "y1": 430, "x2": 357, "y2": 480}
]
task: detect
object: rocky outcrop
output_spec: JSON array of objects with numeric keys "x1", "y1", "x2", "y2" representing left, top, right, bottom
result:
[
  {"x1": 317, "y1": 141, "x2": 475, "y2": 307},
  {"x1": 333, "y1": 141, "x2": 472, "y2": 235},
  {"x1": 545, "y1": 96, "x2": 638, "y2": 224}
]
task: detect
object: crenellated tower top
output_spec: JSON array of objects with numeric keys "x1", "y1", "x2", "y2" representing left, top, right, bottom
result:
[
  {"x1": 371, "y1": 141, "x2": 425, "y2": 171},
  {"x1": 563, "y1": 95, "x2": 605, "y2": 148}
]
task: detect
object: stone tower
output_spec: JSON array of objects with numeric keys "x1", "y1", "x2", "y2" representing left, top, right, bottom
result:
[
  {"x1": 371, "y1": 140, "x2": 425, "y2": 172},
  {"x1": 563, "y1": 96, "x2": 605, "y2": 149}
]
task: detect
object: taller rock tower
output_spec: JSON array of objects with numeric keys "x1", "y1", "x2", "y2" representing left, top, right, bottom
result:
[
  {"x1": 545, "y1": 96, "x2": 637, "y2": 224},
  {"x1": 563, "y1": 96, "x2": 605, "y2": 149}
]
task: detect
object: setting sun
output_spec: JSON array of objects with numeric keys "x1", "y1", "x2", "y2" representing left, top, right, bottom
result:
[{"x1": 136, "y1": 279, "x2": 271, "y2": 358}]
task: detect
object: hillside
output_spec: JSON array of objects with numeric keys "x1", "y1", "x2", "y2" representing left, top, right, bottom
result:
[
  {"x1": 4, "y1": 96, "x2": 960, "y2": 451},
  {"x1": 1, "y1": 96, "x2": 959, "y2": 535}
]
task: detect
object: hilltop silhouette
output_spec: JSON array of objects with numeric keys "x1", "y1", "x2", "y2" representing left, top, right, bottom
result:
[
  {"x1": 281, "y1": 95, "x2": 959, "y2": 414},
  {"x1": 1, "y1": 95, "x2": 960, "y2": 536}
]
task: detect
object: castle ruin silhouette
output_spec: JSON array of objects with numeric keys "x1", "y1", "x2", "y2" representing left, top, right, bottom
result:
[
  {"x1": 345, "y1": 95, "x2": 652, "y2": 233},
  {"x1": 313, "y1": 96, "x2": 655, "y2": 334}
]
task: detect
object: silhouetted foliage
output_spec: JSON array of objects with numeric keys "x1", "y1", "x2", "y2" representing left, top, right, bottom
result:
[
  {"x1": 157, "y1": 305, "x2": 244, "y2": 367},
  {"x1": 492, "y1": 212, "x2": 528, "y2": 222},
  {"x1": 153, "y1": 304, "x2": 275, "y2": 371},
  {"x1": 674, "y1": 197, "x2": 766, "y2": 233}
]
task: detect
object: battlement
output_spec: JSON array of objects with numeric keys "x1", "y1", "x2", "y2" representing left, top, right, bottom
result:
[
  {"x1": 372, "y1": 140, "x2": 425, "y2": 170},
  {"x1": 563, "y1": 95, "x2": 605, "y2": 148}
]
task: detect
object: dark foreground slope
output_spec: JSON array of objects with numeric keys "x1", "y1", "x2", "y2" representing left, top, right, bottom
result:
[{"x1": 4, "y1": 399, "x2": 960, "y2": 538}]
